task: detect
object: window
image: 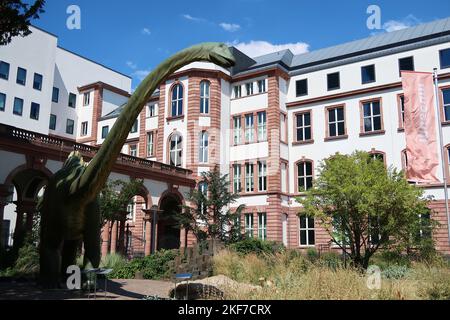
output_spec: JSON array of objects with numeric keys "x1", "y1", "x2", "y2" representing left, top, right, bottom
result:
[
  {"x1": 83, "y1": 92, "x2": 90, "y2": 106},
  {"x1": 52, "y1": 87, "x2": 59, "y2": 103},
  {"x1": 244, "y1": 214, "x2": 254, "y2": 238},
  {"x1": 169, "y1": 133, "x2": 183, "y2": 167},
  {"x1": 327, "y1": 72, "x2": 340, "y2": 91},
  {"x1": 68, "y1": 93, "x2": 77, "y2": 108},
  {"x1": 171, "y1": 83, "x2": 183, "y2": 117},
  {"x1": 0, "y1": 93, "x2": 5, "y2": 112},
  {"x1": 129, "y1": 145, "x2": 137, "y2": 157},
  {"x1": 299, "y1": 215, "x2": 315, "y2": 246},
  {"x1": 130, "y1": 120, "x2": 138, "y2": 133},
  {"x1": 327, "y1": 106, "x2": 345, "y2": 137},
  {"x1": 399, "y1": 95, "x2": 405, "y2": 127},
  {"x1": 245, "y1": 82, "x2": 254, "y2": 96},
  {"x1": 147, "y1": 104, "x2": 157, "y2": 117},
  {"x1": 295, "y1": 111, "x2": 312, "y2": 142},
  {"x1": 30, "y1": 102, "x2": 40, "y2": 120},
  {"x1": 127, "y1": 198, "x2": 136, "y2": 221},
  {"x1": 402, "y1": 150, "x2": 408, "y2": 170},
  {"x1": 398, "y1": 56, "x2": 414, "y2": 76},
  {"x1": 233, "y1": 85, "x2": 242, "y2": 98},
  {"x1": 49, "y1": 114, "x2": 56, "y2": 130},
  {"x1": 257, "y1": 79, "x2": 266, "y2": 93},
  {"x1": 439, "y1": 48, "x2": 450, "y2": 69},
  {"x1": 281, "y1": 162, "x2": 288, "y2": 193},
  {"x1": 245, "y1": 114, "x2": 254, "y2": 143},
  {"x1": 233, "y1": 164, "x2": 242, "y2": 193},
  {"x1": 233, "y1": 116, "x2": 242, "y2": 145},
  {"x1": 362, "y1": 100, "x2": 382, "y2": 132},
  {"x1": 297, "y1": 161, "x2": 313, "y2": 192},
  {"x1": 257, "y1": 111, "x2": 267, "y2": 141},
  {"x1": 361, "y1": 65, "x2": 376, "y2": 84},
  {"x1": 101, "y1": 126, "x2": 109, "y2": 139},
  {"x1": 258, "y1": 213, "x2": 267, "y2": 240},
  {"x1": 200, "y1": 81, "x2": 210, "y2": 114},
  {"x1": 370, "y1": 152, "x2": 385, "y2": 163},
  {"x1": 147, "y1": 132, "x2": 154, "y2": 157},
  {"x1": 296, "y1": 79, "x2": 308, "y2": 96},
  {"x1": 0, "y1": 61, "x2": 10, "y2": 80},
  {"x1": 442, "y1": 88, "x2": 450, "y2": 122},
  {"x1": 245, "y1": 163, "x2": 254, "y2": 192},
  {"x1": 198, "y1": 182, "x2": 208, "y2": 215},
  {"x1": 199, "y1": 131, "x2": 208, "y2": 163},
  {"x1": 16, "y1": 67, "x2": 27, "y2": 85},
  {"x1": 280, "y1": 113, "x2": 287, "y2": 143},
  {"x1": 416, "y1": 213, "x2": 432, "y2": 240},
  {"x1": 33, "y1": 73, "x2": 43, "y2": 90},
  {"x1": 81, "y1": 121, "x2": 88, "y2": 136},
  {"x1": 258, "y1": 161, "x2": 267, "y2": 192},
  {"x1": 13, "y1": 97, "x2": 23, "y2": 116},
  {"x1": 66, "y1": 119, "x2": 74, "y2": 134}
]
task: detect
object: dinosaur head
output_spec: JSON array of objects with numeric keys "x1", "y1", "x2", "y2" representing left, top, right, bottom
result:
[{"x1": 206, "y1": 43, "x2": 235, "y2": 68}]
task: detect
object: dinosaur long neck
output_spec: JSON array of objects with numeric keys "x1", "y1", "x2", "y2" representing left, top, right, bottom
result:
[{"x1": 77, "y1": 45, "x2": 215, "y2": 201}]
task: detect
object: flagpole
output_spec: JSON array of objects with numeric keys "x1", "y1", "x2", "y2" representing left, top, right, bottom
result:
[{"x1": 433, "y1": 68, "x2": 450, "y2": 245}]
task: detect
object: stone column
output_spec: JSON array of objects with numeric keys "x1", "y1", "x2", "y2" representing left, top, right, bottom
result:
[
  {"x1": 110, "y1": 221, "x2": 117, "y2": 254},
  {"x1": 117, "y1": 211, "x2": 127, "y2": 255},
  {"x1": 101, "y1": 222, "x2": 110, "y2": 257},
  {"x1": 0, "y1": 184, "x2": 12, "y2": 249},
  {"x1": 142, "y1": 209, "x2": 152, "y2": 256}
]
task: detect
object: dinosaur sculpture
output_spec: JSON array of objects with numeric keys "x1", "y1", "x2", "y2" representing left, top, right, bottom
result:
[{"x1": 38, "y1": 43, "x2": 235, "y2": 288}]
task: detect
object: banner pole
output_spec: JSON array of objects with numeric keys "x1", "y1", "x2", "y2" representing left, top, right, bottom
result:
[{"x1": 433, "y1": 68, "x2": 450, "y2": 245}]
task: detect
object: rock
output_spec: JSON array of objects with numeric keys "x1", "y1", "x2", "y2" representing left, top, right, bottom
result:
[{"x1": 169, "y1": 275, "x2": 261, "y2": 300}]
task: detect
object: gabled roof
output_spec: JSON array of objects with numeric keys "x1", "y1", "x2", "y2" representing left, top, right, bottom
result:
[{"x1": 232, "y1": 16, "x2": 450, "y2": 75}]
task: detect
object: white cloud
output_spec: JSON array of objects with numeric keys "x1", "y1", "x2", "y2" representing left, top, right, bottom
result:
[
  {"x1": 133, "y1": 69, "x2": 151, "y2": 81},
  {"x1": 182, "y1": 14, "x2": 205, "y2": 22},
  {"x1": 141, "y1": 28, "x2": 151, "y2": 35},
  {"x1": 219, "y1": 22, "x2": 241, "y2": 32},
  {"x1": 126, "y1": 61, "x2": 137, "y2": 70},
  {"x1": 382, "y1": 14, "x2": 420, "y2": 32},
  {"x1": 231, "y1": 40, "x2": 310, "y2": 57}
]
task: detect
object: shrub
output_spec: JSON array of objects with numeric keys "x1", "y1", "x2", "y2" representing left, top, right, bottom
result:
[
  {"x1": 306, "y1": 248, "x2": 319, "y2": 262},
  {"x1": 317, "y1": 252, "x2": 343, "y2": 270},
  {"x1": 101, "y1": 253, "x2": 127, "y2": 270},
  {"x1": 382, "y1": 265, "x2": 410, "y2": 279},
  {"x1": 228, "y1": 238, "x2": 284, "y2": 256},
  {"x1": 108, "y1": 249, "x2": 177, "y2": 280},
  {"x1": 4, "y1": 241, "x2": 40, "y2": 277}
]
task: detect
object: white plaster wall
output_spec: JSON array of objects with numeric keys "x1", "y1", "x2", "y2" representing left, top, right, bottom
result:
[
  {"x1": 230, "y1": 142, "x2": 269, "y2": 162},
  {"x1": 51, "y1": 47, "x2": 131, "y2": 139},
  {"x1": 0, "y1": 27, "x2": 57, "y2": 134}
]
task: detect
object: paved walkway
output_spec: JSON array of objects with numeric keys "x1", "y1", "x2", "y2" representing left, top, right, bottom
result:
[{"x1": 0, "y1": 279, "x2": 174, "y2": 300}]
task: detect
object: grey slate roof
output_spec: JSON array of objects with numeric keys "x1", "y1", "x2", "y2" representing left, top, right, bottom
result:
[{"x1": 233, "y1": 16, "x2": 450, "y2": 75}]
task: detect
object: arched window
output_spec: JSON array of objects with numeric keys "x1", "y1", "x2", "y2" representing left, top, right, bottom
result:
[
  {"x1": 297, "y1": 160, "x2": 313, "y2": 192},
  {"x1": 369, "y1": 150, "x2": 385, "y2": 164},
  {"x1": 401, "y1": 150, "x2": 408, "y2": 171},
  {"x1": 169, "y1": 133, "x2": 183, "y2": 167},
  {"x1": 200, "y1": 81, "x2": 210, "y2": 114},
  {"x1": 199, "y1": 131, "x2": 208, "y2": 163},
  {"x1": 171, "y1": 83, "x2": 183, "y2": 117}
]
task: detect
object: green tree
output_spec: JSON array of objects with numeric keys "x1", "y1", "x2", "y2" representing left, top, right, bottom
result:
[
  {"x1": 298, "y1": 151, "x2": 435, "y2": 269},
  {"x1": 99, "y1": 179, "x2": 144, "y2": 226},
  {"x1": 177, "y1": 166, "x2": 245, "y2": 245},
  {"x1": 0, "y1": 0, "x2": 46, "y2": 46}
]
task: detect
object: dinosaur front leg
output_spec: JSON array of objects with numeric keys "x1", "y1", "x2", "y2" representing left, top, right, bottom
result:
[
  {"x1": 82, "y1": 200, "x2": 101, "y2": 269},
  {"x1": 39, "y1": 239, "x2": 64, "y2": 289}
]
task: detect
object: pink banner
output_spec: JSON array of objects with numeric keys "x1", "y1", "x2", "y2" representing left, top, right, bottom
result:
[{"x1": 401, "y1": 71, "x2": 439, "y2": 183}]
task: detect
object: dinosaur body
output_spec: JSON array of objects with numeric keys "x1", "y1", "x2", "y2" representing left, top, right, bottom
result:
[{"x1": 38, "y1": 43, "x2": 235, "y2": 287}]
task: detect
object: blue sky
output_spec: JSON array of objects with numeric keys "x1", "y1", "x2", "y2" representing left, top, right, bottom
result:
[{"x1": 32, "y1": 0, "x2": 450, "y2": 87}]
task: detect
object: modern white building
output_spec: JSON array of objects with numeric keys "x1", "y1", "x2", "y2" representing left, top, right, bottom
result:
[{"x1": 1, "y1": 17, "x2": 450, "y2": 256}]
